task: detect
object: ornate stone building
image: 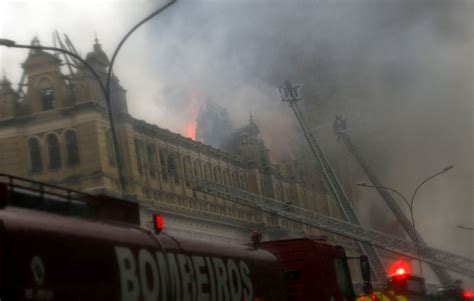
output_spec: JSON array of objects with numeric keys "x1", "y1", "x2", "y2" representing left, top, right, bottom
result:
[{"x1": 0, "y1": 39, "x2": 355, "y2": 254}]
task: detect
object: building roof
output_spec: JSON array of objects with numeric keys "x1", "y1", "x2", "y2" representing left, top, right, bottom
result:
[{"x1": 85, "y1": 38, "x2": 110, "y2": 69}]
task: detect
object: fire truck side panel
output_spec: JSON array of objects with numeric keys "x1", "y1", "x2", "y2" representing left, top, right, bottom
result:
[
  {"x1": 0, "y1": 206, "x2": 285, "y2": 301},
  {"x1": 0, "y1": 219, "x2": 15, "y2": 299},
  {"x1": 261, "y1": 238, "x2": 353, "y2": 301}
]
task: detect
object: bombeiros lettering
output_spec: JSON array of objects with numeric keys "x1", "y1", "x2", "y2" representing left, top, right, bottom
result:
[{"x1": 115, "y1": 246, "x2": 253, "y2": 301}]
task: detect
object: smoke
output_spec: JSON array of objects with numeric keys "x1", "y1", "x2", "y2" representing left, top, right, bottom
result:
[
  {"x1": 145, "y1": 0, "x2": 473, "y2": 284},
  {"x1": 1, "y1": 0, "x2": 472, "y2": 285}
]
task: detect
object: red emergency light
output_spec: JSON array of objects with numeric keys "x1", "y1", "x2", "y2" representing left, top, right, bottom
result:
[
  {"x1": 395, "y1": 268, "x2": 406, "y2": 275},
  {"x1": 153, "y1": 214, "x2": 164, "y2": 234},
  {"x1": 388, "y1": 259, "x2": 412, "y2": 276},
  {"x1": 462, "y1": 291, "x2": 474, "y2": 299}
]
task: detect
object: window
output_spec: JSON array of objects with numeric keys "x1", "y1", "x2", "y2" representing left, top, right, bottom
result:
[
  {"x1": 232, "y1": 172, "x2": 238, "y2": 187},
  {"x1": 40, "y1": 88, "x2": 55, "y2": 110},
  {"x1": 47, "y1": 134, "x2": 61, "y2": 170},
  {"x1": 213, "y1": 166, "x2": 221, "y2": 183},
  {"x1": 183, "y1": 157, "x2": 192, "y2": 187},
  {"x1": 159, "y1": 149, "x2": 167, "y2": 181},
  {"x1": 277, "y1": 185, "x2": 283, "y2": 200},
  {"x1": 204, "y1": 164, "x2": 211, "y2": 180},
  {"x1": 135, "y1": 139, "x2": 143, "y2": 175},
  {"x1": 241, "y1": 175, "x2": 247, "y2": 190},
  {"x1": 146, "y1": 143, "x2": 156, "y2": 178},
  {"x1": 193, "y1": 161, "x2": 201, "y2": 178},
  {"x1": 28, "y1": 137, "x2": 43, "y2": 173},
  {"x1": 334, "y1": 257, "x2": 354, "y2": 298},
  {"x1": 64, "y1": 130, "x2": 79, "y2": 166},
  {"x1": 167, "y1": 155, "x2": 178, "y2": 181},
  {"x1": 223, "y1": 170, "x2": 229, "y2": 185},
  {"x1": 106, "y1": 131, "x2": 116, "y2": 166}
]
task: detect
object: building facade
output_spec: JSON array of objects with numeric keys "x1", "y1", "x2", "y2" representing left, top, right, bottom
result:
[{"x1": 0, "y1": 39, "x2": 359, "y2": 261}]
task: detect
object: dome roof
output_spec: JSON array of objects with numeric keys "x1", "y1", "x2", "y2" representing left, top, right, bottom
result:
[
  {"x1": 85, "y1": 38, "x2": 109, "y2": 68},
  {"x1": 242, "y1": 113, "x2": 259, "y2": 137}
]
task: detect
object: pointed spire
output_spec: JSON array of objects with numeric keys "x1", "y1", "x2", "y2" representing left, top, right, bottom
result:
[
  {"x1": 245, "y1": 110, "x2": 259, "y2": 137},
  {"x1": 249, "y1": 109, "x2": 257, "y2": 126},
  {"x1": 86, "y1": 32, "x2": 110, "y2": 68},
  {"x1": 93, "y1": 32, "x2": 104, "y2": 54},
  {"x1": 1, "y1": 68, "x2": 10, "y2": 84},
  {"x1": 0, "y1": 68, "x2": 13, "y2": 94}
]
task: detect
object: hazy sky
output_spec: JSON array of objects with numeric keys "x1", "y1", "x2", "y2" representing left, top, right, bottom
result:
[{"x1": 1, "y1": 0, "x2": 472, "y2": 285}]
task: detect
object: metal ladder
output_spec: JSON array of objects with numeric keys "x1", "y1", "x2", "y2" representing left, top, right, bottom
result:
[
  {"x1": 194, "y1": 179, "x2": 474, "y2": 278},
  {"x1": 278, "y1": 84, "x2": 386, "y2": 283},
  {"x1": 335, "y1": 124, "x2": 452, "y2": 285}
]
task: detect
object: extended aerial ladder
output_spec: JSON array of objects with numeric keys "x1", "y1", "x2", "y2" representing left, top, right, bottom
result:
[
  {"x1": 333, "y1": 116, "x2": 453, "y2": 285},
  {"x1": 277, "y1": 81, "x2": 386, "y2": 284},
  {"x1": 194, "y1": 178, "x2": 474, "y2": 278}
]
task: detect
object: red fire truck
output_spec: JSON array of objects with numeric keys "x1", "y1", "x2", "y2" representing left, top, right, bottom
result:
[{"x1": 0, "y1": 174, "x2": 371, "y2": 301}]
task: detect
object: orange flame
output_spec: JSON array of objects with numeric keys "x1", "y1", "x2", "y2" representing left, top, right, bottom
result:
[
  {"x1": 181, "y1": 87, "x2": 200, "y2": 140},
  {"x1": 183, "y1": 121, "x2": 196, "y2": 140}
]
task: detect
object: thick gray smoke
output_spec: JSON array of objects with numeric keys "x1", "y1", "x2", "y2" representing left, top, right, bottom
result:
[
  {"x1": 1, "y1": 0, "x2": 472, "y2": 285},
  {"x1": 143, "y1": 0, "x2": 473, "y2": 285}
]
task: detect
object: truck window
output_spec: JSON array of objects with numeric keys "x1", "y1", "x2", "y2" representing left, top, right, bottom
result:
[{"x1": 334, "y1": 257, "x2": 354, "y2": 298}]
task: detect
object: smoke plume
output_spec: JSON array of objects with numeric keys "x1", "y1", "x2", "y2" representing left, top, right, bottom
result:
[{"x1": 1, "y1": 0, "x2": 472, "y2": 285}]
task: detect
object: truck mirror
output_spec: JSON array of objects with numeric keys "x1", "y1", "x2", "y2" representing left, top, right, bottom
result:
[{"x1": 360, "y1": 255, "x2": 371, "y2": 282}]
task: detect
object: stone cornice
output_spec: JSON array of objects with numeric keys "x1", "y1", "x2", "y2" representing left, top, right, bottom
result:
[
  {"x1": 126, "y1": 115, "x2": 251, "y2": 168},
  {"x1": 0, "y1": 101, "x2": 106, "y2": 128}
]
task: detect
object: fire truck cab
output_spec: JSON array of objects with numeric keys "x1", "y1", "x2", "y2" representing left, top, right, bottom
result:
[{"x1": 261, "y1": 237, "x2": 361, "y2": 301}]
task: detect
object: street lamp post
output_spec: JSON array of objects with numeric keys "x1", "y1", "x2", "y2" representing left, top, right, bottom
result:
[
  {"x1": 357, "y1": 165, "x2": 453, "y2": 277},
  {"x1": 0, "y1": 0, "x2": 176, "y2": 198},
  {"x1": 457, "y1": 225, "x2": 474, "y2": 231}
]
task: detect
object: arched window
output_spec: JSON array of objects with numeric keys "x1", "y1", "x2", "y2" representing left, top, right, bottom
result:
[
  {"x1": 167, "y1": 154, "x2": 179, "y2": 184},
  {"x1": 183, "y1": 157, "x2": 192, "y2": 187},
  {"x1": 27, "y1": 137, "x2": 43, "y2": 173},
  {"x1": 146, "y1": 143, "x2": 157, "y2": 178},
  {"x1": 193, "y1": 161, "x2": 201, "y2": 178},
  {"x1": 204, "y1": 164, "x2": 211, "y2": 180},
  {"x1": 213, "y1": 166, "x2": 221, "y2": 183},
  {"x1": 47, "y1": 134, "x2": 61, "y2": 170},
  {"x1": 240, "y1": 174, "x2": 246, "y2": 190},
  {"x1": 232, "y1": 172, "x2": 238, "y2": 187},
  {"x1": 278, "y1": 185, "x2": 284, "y2": 201},
  {"x1": 159, "y1": 149, "x2": 167, "y2": 181},
  {"x1": 64, "y1": 130, "x2": 79, "y2": 166},
  {"x1": 183, "y1": 157, "x2": 192, "y2": 177},
  {"x1": 106, "y1": 130, "x2": 116, "y2": 166},
  {"x1": 223, "y1": 169, "x2": 230, "y2": 185},
  {"x1": 135, "y1": 139, "x2": 143, "y2": 175},
  {"x1": 167, "y1": 155, "x2": 177, "y2": 177}
]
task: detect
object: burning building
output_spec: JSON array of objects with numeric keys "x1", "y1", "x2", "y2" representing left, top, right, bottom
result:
[
  {"x1": 195, "y1": 100, "x2": 234, "y2": 148},
  {"x1": 0, "y1": 37, "x2": 352, "y2": 251}
]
